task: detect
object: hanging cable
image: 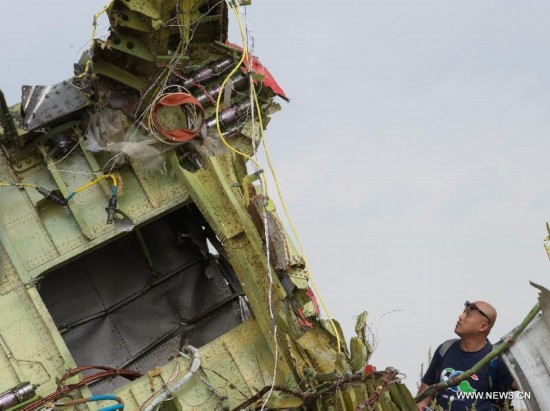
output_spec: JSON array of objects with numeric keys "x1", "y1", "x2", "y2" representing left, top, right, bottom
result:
[
  {"x1": 219, "y1": 9, "x2": 342, "y2": 407},
  {"x1": 222, "y1": 4, "x2": 281, "y2": 408},
  {"x1": 260, "y1": 188, "x2": 278, "y2": 411},
  {"x1": 235, "y1": 7, "x2": 279, "y2": 410},
  {"x1": 215, "y1": 2, "x2": 265, "y2": 191},
  {"x1": 237, "y1": 0, "x2": 339, "y2": 344},
  {"x1": 75, "y1": 1, "x2": 113, "y2": 79},
  {"x1": 251, "y1": 82, "x2": 343, "y2": 353}
]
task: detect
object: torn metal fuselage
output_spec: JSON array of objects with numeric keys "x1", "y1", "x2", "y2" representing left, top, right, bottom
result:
[{"x1": 0, "y1": 1, "x2": 415, "y2": 410}]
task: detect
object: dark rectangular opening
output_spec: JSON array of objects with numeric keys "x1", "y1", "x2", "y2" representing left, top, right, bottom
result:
[{"x1": 38, "y1": 204, "x2": 246, "y2": 392}]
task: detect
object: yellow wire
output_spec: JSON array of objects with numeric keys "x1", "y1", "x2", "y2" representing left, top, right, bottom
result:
[
  {"x1": 215, "y1": 4, "x2": 268, "y2": 196},
  {"x1": 0, "y1": 174, "x2": 117, "y2": 206},
  {"x1": 1, "y1": 175, "x2": 117, "y2": 194},
  {"x1": 224, "y1": 1, "x2": 342, "y2": 352},
  {"x1": 74, "y1": 174, "x2": 117, "y2": 194},
  {"x1": 75, "y1": 1, "x2": 113, "y2": 79},
  {"x1": 251, "y1": 84, "x2": 343, "y2": 353}
]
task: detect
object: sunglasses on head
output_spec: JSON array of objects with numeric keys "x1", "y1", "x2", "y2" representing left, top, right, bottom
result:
[{"x1": 464, "y1": 301, "x2": 491, "y2": 325}]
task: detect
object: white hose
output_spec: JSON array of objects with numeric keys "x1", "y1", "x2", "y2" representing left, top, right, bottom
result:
[{"x1": 144, "y1": 345, "x2": 201, "y2": 411}]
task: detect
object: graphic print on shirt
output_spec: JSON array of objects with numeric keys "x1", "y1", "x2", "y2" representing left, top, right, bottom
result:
[{"x1": 440, "y1": 368, "x2": 479, "y2": 393}]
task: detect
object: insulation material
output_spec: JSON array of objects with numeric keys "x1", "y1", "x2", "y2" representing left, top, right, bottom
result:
[
  {"x1": 85, "y1": 109, "x2": 167, "y2": 169},
  {"x1": 190, "y1": 133, "x2": 227, "y2": 157},
  {"x1": 85, "y1": 109, "x2": 128, "y2": 149}
]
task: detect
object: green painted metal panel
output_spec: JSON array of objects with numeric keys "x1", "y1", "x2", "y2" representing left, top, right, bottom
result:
[
  {"x1": 0, "y1": 1, "x2": 419, "y2": 409},
  {"x1": 93, "y1": 60, "x2": 147, "y2": 90}
]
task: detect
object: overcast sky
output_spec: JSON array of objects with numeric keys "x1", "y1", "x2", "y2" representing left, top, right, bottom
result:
[{"x1": 2, "y1": 0, "x2": 550, "y2": 394}]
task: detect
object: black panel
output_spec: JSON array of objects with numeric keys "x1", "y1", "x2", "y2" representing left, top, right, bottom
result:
[{"x1": 38, "y1": 205, "x2": 245, "y2": 392}]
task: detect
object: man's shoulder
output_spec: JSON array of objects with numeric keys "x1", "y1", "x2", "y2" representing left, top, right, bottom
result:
[{"x1": 437, "y1": 338, "x2": 460, "y2": 358}]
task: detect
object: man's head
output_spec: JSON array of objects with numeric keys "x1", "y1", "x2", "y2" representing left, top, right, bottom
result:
[{"x1": 454, "y1": 300, "x2": 497, "y2": 338}]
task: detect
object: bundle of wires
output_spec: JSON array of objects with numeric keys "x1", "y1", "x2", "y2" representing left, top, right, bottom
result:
[
  {"x1": 149, "y1": 89, "x2": 205, "y2": 144},
  {"x1": 21, "y1": 366, "x2": 141, "y2": 411}
]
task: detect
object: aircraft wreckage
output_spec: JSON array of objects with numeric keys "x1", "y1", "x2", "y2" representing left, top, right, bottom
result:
[
  {"x1": 0, "y1": 1, "x2": 549, "y2": 411},
  {"x1": 0, "y1": 0, "x2": 418, "y2": 409}
]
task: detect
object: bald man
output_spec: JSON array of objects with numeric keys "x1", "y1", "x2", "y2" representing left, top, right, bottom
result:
[{"x1": 416, "y1": 300, "x2": 516, "y2": 411}]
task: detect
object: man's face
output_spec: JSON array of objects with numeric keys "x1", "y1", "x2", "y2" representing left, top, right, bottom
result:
[{"x1": 454, "y1": 301, "x2": 491, "y2": 336}]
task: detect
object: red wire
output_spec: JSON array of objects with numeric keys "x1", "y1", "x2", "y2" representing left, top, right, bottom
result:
[{"x1": 21, "y1": 367, "x2": 142, "y2": 411}]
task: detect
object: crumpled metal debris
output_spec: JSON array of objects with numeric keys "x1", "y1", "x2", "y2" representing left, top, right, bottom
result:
[{"x1": 21, "y1": 80, "x2": 89, "y2": 130}]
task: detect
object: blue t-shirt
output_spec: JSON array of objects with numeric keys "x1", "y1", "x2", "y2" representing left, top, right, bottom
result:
[{"x1": 422, "y1": 340, "x2": 514, "y2": 411}]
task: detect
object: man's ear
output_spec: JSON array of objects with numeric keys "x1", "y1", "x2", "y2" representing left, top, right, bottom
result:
[{"x1": 479, "y1": 322, "x2": 490, "y2": 333}]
